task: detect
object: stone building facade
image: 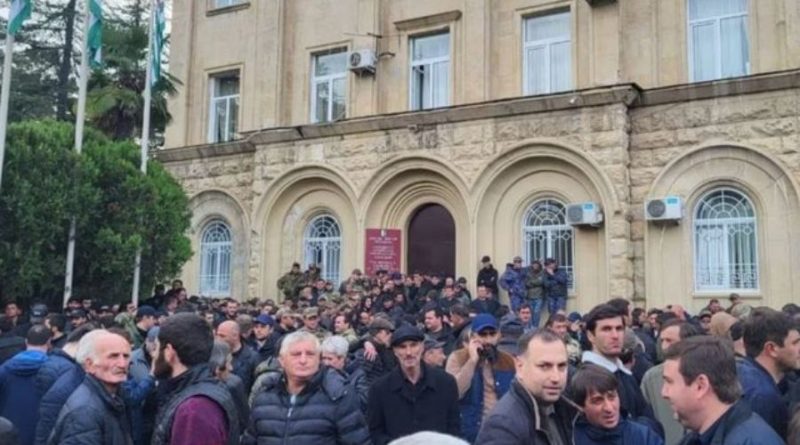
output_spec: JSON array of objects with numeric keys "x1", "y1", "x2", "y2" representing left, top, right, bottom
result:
[{"x1": 160, "y1": 0, "x2": 800, "y2": 312}]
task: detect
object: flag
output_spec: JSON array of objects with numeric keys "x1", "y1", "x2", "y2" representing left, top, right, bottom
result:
[
  {"x1": 8, "y1": 0, "x2": 32, "y2": 35},
  {"x1": 150, "y1": 0, "x2": 166, "y2": 86},
  {"x1": 87, "y1": 0, "x2": 103, "y2": 68}
]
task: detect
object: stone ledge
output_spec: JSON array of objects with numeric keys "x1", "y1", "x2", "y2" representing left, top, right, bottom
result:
[
  {"x1": 155, "y1": 139, "x2": 254, "y2": 163},
  {"x1": 638, "y1": 69, "x2": 800, "y2": 106},
  {"x1": 394, "y1": 11, "x2": 463, "y2": 31},
  {"x1": 206, "y1": 2, "x2": 250, "y2": 17},
  {"x1": 245, "y1": 84, "x2": 640, "y2": 145}
]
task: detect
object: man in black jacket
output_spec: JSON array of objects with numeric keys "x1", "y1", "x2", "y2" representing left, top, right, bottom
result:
[
  {"x1": 48, "y1": 329, "x2": 133, "y2": 445},
  {"x1": 477, "y1": 255, "x2": 499, "y2": 297},
  {"x1": 367, "y1": 325, "x2": 460, "y2": 444},
  {"x1": 216, "y1": 320, "x2": 260, "y2": 395},
  {"x1": 476, "y1": 329, "x2": 579, "y2": 444}
]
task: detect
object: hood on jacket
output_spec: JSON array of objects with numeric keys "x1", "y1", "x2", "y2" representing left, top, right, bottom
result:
[{"x1": 5, "y1": 349, "x2": 48, "y2": 376}]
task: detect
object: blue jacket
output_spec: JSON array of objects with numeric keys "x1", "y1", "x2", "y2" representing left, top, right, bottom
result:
[
  {"x1": 499, "y1": 265, "x2": 527, "y2": 299},
  {"x1": 448, "y1": 348, "x2": 516, "y2": 443},
  {"x1": 573, "y1": 416, "x2": 663, "y2": 445},
  {"x1": 736, "y1": 357, "x2": 788, "y2": 438},
  {"x1": 0, "y1": 350, "x2": 49, "y2": 445},
  {"x1": 35, "y1": 349, "x2": 76, "y2": 395},
  {"x1": 35, "y1": 360, "x2": 84, "y2": 445},
  {"x1": 677, "y1": 400, "x2": 784, "y2": 445}
]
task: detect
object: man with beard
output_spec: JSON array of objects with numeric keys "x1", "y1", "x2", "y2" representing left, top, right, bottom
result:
[
  {"x1": 662, "y1": 336, "x2": 783, "y2": 445},
  {"x1": 243, "y1": 332, "x2": 370, "y2": 444},
  {"x1": 445, "y1": 315, "x2": 516, "y2": 443},
  {"x1": 367, "y1": 325, "x2": 460, "y2": 444},
  {"x1": 476, "y1": 329, "x2": 578, "y2": 444},
  {"x1": 150, "y1": 313, "x2": 238, "y2": 445},
  {"x1": 48, "y1": 330, "x2": 133, "y2": 445}
]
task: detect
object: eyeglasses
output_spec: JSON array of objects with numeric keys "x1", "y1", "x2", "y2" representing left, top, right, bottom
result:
[{"x1": 478, "y1": 330, "x2": 497, "y2": 337}]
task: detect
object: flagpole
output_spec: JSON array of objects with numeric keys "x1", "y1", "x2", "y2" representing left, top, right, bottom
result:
[
  {"x1": 131, "y1": 0, "x2": 156, "y2": 306},
  {"x1": 63, "y1": 0, "x2": 93, "y2": 308},
  {"x1": 0, "y1": 32, "x2": 15, "y2": 193}
]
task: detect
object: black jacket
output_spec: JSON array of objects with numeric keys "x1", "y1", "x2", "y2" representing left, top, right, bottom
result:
[
  {"x1": 243, "y1": 367, "x2": 370, "y2": 445},
  {"x1": 367, "y1": 363, "x2": 460, "y2": 445},
  {"x1": 677, "y1": 400, "x2": 784, "y2": 445},
  {"x1": 477, "y1": 266, "x2": 499, "y2": 295},
  {"x1": 232, "y1": 343, "x2": 260, "y2": 395},
  {"x1": 47, "y1": 374, "x2": 132, "y2": 445},
  {"x1": 476, "y1": 379, "x2": 580, "y2": 445}
]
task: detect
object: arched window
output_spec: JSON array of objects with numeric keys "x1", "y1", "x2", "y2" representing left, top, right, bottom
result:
[
  {"x1": 304, "y1": 214, "x2": 342, "y2": 285},
  {"x1": 199, "y1": 220, "x2": 232, "y2": 296},
  {"x1": 522, "y1": 199, "x2": 574, "y2": 289},
  {"x1": 694, "y1": 188, "x2": 758, "y2": 291}
]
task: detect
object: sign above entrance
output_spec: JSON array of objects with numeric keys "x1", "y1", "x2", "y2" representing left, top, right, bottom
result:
[{"x1": 365, "y1": 229, "x2": 402, "y2": 276}]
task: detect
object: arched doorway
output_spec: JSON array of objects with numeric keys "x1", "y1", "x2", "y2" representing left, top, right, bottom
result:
[{"x1": 407, "y1": 204, "x2": 455, "y2": 278}]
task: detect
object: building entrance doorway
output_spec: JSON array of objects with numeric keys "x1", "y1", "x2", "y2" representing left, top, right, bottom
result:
[{"x1": 407, "y1": 204, "x2": 455, "y2": 278}]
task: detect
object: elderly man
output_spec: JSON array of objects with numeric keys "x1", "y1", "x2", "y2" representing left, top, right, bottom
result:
[
  {"x1": 322, "y1": 335, "x2": 369, "y2": 412},
  {"x1": 216, "y1": 320, "x2": 260, "y2": 395},
  {"x1": 244, "y1": 331, "x2": 370, "y2": 444},
  {"x1": 48, "y1": 329, "x2": 133, "y2": 445},
  {"x1": 368, "y1": 325, "x2": 460, "y2": 444}
]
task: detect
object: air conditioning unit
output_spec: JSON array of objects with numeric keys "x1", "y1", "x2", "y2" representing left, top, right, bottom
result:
[
  {"x1": 566, "y1": 202, "x2": 603, "y2": 226},
  {"x1": 348, "y1": 49, "x2": 377, "y2": 74},
  {"x1": 645, "y1": 196, "x2": 683, "y2": 222}
]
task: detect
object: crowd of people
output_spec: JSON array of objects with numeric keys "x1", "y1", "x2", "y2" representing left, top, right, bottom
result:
[{"x1": 0, "y1": 256, "x2": 799, "y2": 445}]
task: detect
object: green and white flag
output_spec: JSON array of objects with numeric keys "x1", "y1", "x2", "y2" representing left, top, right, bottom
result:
[
  {"x1": 8, "y1": 0, "x2": 32, "y2": 35},
  {"x1": 150, "y1": 0, "x2": 165, "y2": 86},
  {"x1": 87, "y1": 0, "x2": 103, "y2": 68}
]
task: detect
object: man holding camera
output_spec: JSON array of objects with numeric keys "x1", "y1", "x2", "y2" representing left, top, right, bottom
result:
[{"x1": 445, "y1": 314, "x2": 516, "y2": 443}]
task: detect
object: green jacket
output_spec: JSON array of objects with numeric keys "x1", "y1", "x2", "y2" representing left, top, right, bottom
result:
[
  {"x1": 277, "y1": 271, "x2": 304, "y2": 300},
  {"x1": 524, "y1": 270, "x2": 544, "y2": 300}
]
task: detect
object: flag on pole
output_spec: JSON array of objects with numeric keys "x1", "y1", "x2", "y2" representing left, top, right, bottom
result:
[
  {"x1": 8, "y1": 0, "x2": 32, "y2": 35},
  {"x1": 87, "y1": 0, "x2": 103, "y2": 68},
  {"x1": 150, "y1": 0, "x2": 166, "y2": 86}
]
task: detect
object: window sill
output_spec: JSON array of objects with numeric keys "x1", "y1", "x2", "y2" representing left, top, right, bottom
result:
[{"x1": 207, "y1": 2, "x2": 250, "y2": 17}]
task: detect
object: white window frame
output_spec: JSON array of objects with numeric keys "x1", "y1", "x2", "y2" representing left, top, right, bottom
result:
[
  {"x1": 207, "y1": 72, "x2": 240, "y2": 143},
  {"x1": 522, "y1": 10, "x2": 572, "y2": 95},
  {"x1": 687, "y1": 0, "x2": 750, "y2": 82},
  {"x1": 522, "y1": 199, "x2": 575, "y2": 290},
  {"x1": 199, "y1": 220, "x2": 233, "y2": 296},
  {"x1": 310, "y1": 49, "x2": 348, "y2": 123},
  {"x1": 409, "y1": 32, "x2": 450, "y2": 111},
  {"x1": 693, "y1": 187, "x2": 759, "y2": 292},
  {"x1": 304, "y1": 214, "x2": 342, "y2": 285}
]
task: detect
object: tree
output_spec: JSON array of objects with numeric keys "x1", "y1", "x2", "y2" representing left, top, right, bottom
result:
[{"x1": 0, "y1": 120, "x2": 192, "y2": 308}]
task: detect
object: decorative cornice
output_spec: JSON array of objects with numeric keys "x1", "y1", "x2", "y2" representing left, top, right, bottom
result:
[
  {"x1": 206, "y1": 1, "x2": 250, "y2": 17},
  {"x1": 394, "y1": 11, "x2": 463, "y2": 31},
  {"x1": 155, "y1": 139, "x2": 254, "y2": 163}
]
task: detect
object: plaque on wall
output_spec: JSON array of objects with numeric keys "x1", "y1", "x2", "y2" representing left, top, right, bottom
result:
[{"x1": 365, "y1": 229, "x2": 402, "y2": 276}]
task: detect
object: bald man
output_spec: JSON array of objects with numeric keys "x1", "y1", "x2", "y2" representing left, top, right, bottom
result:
[{"x1": 216, "y1": 321, "x2": 260, "y2": 395}]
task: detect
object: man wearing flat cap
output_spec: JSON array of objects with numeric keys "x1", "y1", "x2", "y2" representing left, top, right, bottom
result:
[{"x1": 367, "y1": 325, "x2": 460, "y2": 445}]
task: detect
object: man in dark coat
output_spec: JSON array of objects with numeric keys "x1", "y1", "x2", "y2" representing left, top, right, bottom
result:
[
  {"x1": 151, "y1": 313, "x2": 238, "y2": 445},
  {"x1": 737, "y1": 308, "x2": 798, "y2": 438},
  {"x1": 543, "y1": 257, "x2": 568, "y2": 314},
  {"x1": 243, "y1": 331, "x2": 370, "y2": 445},
  {"x1": 476, "y1": 255, "x2": 499, "y2": 297},
  {"x1": 353, "y1": 318, "x2": 397, "y2": 385},
  {"x1": 662, "y1": 336, "x2": 784, "y2": 445},
  {"x1": 367, "y1": 325, "x2": 460, "y2": 444},
  {"x1": 0, "y1": 324, "x2": 50, "y2": 445},
  {"x1": 48, "y1": 329, "x2": 133, "y2": 445},
  {"x1": 251, "y1": 314, "x2": 280, "y2": 362},
  {"x1": 216, "y1": 320, "x2": 260, "y2": 396},
  {"x1": 570, "y1": 364, "x2": 663, "y2": 445},
  {"x1": 476, "y1": 329, "x2": 579, "y2": 445},
  {"x1": 0, "y1": 318, "x2": 25, "y2": 366}
]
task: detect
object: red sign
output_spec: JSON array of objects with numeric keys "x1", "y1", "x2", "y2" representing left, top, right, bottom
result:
[{"x1": 365, "y1": 229, "x2": 402, "y2": 276}]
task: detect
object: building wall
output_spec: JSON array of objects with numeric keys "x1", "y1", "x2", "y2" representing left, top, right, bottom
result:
[
  {"x1": 160, "y1": 73, "x2": 800, "y2": 312},
  {"x1": 165, "y1": 0, "x2": 800, "y2": 148}
]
